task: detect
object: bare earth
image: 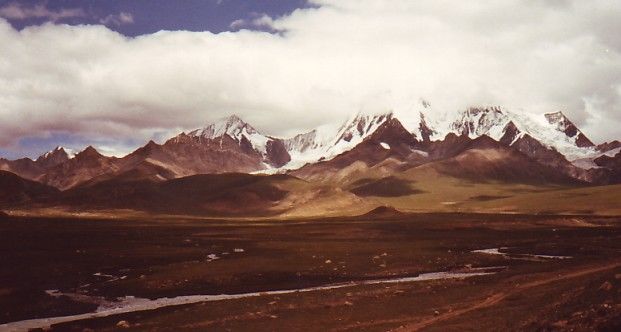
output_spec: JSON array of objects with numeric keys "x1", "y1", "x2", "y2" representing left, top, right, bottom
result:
[{"x1": 1, "y1": 213, "x2": 621, "y2": 331}]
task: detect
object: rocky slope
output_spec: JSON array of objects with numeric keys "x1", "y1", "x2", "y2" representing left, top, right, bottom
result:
[
  {"x1": 188, "y1": 115, "x2": 290, "y2": 168},
  {"x1": 1, "y1": 107, "x2": 619, "y2": 189},
  {"x1": 0, "y1": 146, "x2": 71, "y2": 180}
]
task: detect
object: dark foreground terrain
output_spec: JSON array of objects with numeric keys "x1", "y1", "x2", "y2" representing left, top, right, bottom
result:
[{"x1": 1, "y1": 213, "x2": 621, "y2": 331}]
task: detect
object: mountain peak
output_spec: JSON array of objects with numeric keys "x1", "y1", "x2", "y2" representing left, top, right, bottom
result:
[
  {"x1": 76, "y1": 146, "x2": 102, "y2": 158},
  {"x1": 451, "y1": 106, "x2": 510, "y2": 139},
  {"x1": 224, "y1": 114, "x2": 244, "y2": 122},
  {"x1": 367, "y1": 118, "x2": 418, "y2": 146},
  {"x1": 466, "y1": 106, "x2": 503, "y2": 115},
  {"x1": 190, "y1": 114, "x2": 259, "y2": 141},
  {"x1": 544, "y1": 111, "x2": 594, "y2": 147},
  {"x1": 544, "y1": 111, "x2": 577, "y2": 131},
  {"x1": 544, "y1": 111, "x2": 567, "y2": 122},
  {"x1": 34, "y1": 146, "x2": 71, "y2": 168},
  {"x1": 214, "y1": 114, "x2": 247, "y2": 130},
  {"x1": 335, "y1": 111, "x2": 393, "y2": 144},
  {"x1": 183, "y1": 114, "x2": 289, "y2": 168},
  {"x1": 37, "y1": 146, "x2": 67, "y2": 160}
]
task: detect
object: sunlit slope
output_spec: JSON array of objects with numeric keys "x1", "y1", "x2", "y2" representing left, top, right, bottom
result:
[{"x1": 334, "y1": 167, "x2": 621, "y2": 216}]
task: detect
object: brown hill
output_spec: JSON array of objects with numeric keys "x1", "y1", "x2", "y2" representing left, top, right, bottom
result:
[
  {"x1": 426, "y1": 131, "x2": 606, "y2": 185},
  {"x1": 595, "y1": 151, "x2": 621, "y2": 169},
  {"x1": 32, "y1": 133, "x2": 270, "y2": 190},
  {"x1": 594, "y1": 152, "x2": 621, "y2": 183},
  {"x1": 358, "y1": 205, "x2": 407, "y2": 219},
  {"x1": 0, "y1": 147, "x2": 70, "y2": 181},
  {"x1": 57, "y1": 173, "x2": 305, "y2": 216},
  {"x1": 349, "y1": 176, "x2": 423, "y2": 197},
  {"x1": 2, "y1": 129, "x2": 289, "y2": 190},
  {"x1": 499, "y1": 131, "x2": 611, "y2": 184},
  {"x1": 597, "y1": 140, "x2": 621, "y2": 152},
  {"x1": 81, "y1": 158, "x2": 178, "y2": 187},
  {"x1": 122, "y1": 134, "x2": 267, "y2": 176},
  {"x1": 38, "y1": 146, "x2": 120, "y2": 190},
  {"x1": 0, "y1": 171, "x2": 59, "y2": 207},
  {"x1": 0, "y1": 157, "x2": 44, "y2": 180},
  {"x1": 419, "y1": 142, "x2": 584, "y2": 185},
  {"x1": 34, "y1": 147, "x2": 70, "y2": 169},
  {"x1": 421, "y1": 133, "x2": 478, "y2": 160},
  {"x1": 77, "y1": 134, "x2": 277, "y2": 190}
]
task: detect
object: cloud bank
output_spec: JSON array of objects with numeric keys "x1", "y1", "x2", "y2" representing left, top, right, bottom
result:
[{"x1": 1, "y1": 0, "x2": 620, "y2": 157}]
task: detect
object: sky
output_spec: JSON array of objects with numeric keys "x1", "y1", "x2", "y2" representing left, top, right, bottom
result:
[{"x1": 0, "y1": 0, "x2": 620, "y2": 159}]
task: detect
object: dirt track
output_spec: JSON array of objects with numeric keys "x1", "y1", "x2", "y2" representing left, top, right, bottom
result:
[{"x1": 390, "y1": 261, "x2": 621, "y2": 331}]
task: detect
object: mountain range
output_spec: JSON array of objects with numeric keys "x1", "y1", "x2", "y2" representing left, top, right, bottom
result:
[{"x1": 1, "y1": 103, "x2": 620, "y2": 217}]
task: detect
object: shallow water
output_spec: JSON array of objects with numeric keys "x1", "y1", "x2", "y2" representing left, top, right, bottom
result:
[
  {"x1": 0, "y1": 267, "x2": 503, "y2": 332},
  {"x1": 472, "y1": 247, "x2": 572, "y2": 260}
]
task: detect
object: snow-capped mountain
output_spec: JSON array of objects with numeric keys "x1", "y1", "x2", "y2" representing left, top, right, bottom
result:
[
  {"x1": 189, "y1": 115, "x2": 266, "y2": 152},
  {"x1": 35, "y1": 146, "x2": 75, "y2": 168},
  {"x1": 282, "y1": 101, "x2": 462, "y2": 169},
  {"x1": 443, "y1": 107, "x2": 604, "y2": 166},
  {"x1": 284, "y1": 112, "x2": 393, "y2": 169},
  {"x1": 282, "y1": 103, "x2": 604, "y2": 170},
  {"x1": 2, "y1": 105, "x2": 619, "y2": 189},
  {"x1": 188, "y1": 115, "x2": 290, "y2": 168}
]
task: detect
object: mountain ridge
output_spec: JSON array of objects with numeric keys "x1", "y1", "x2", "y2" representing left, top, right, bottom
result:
[{"x1": 1, "y1": 106, "x2": 619, "y2": 189}]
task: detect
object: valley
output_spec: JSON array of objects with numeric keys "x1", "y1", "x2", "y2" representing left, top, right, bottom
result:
[
  {"x1": 1, "y1": 213, "x2": 621, "y2": 331},
  {"x1": 0, "y1": 108, "x2": 620, "y2": 331},
  {"x1": 2, "y1": 3, "x2": 621, "y2": 331}
]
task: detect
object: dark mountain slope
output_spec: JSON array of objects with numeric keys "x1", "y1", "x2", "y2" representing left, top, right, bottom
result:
[
  {"x1": 57, "y1": 173, "x2": 305, "y2": 216},
  {"x1": 0, "y1": 171, "x2": 59, "y2": 207},
  {"x1": 419, "y1": 141, "x2": 585, "y2": 185}
]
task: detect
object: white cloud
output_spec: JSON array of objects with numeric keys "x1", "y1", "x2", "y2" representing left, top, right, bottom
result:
[
  {"x1": 229, "y1": 14, "x2": 275, "y2": 30},
  {"x1": 0, "y1": 2, "x2": 85, "y2": 21},
  {"x1": 229, "y1": 18, "x2": 246, "y2": 29},
  {"x1": 0, "y1": 0, "x2": 620, "y2": 155},
  {"x1": 100, "y1": 12, "x2": 134, "y2": 27}
]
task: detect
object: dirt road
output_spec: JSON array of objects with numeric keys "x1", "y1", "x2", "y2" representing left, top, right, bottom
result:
[{"x1": 393, "y1": 261, "x2": 621, "y2": 331}]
